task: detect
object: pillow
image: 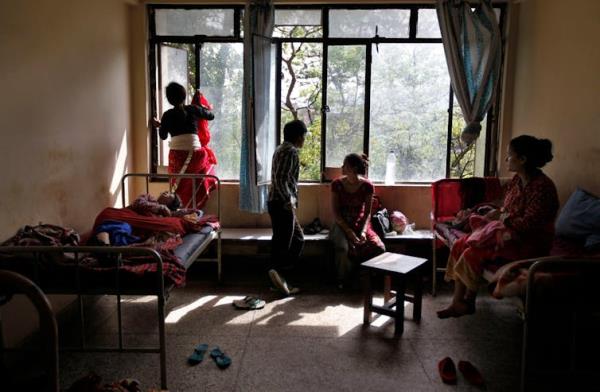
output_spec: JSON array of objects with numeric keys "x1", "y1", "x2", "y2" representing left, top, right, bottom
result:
[{"x1": 555, "y1": 188, "x2": 600, "y2": 249}]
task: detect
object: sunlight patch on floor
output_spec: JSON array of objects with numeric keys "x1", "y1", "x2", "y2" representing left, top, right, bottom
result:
[
  {"x1": 120, "y1": 295, "x2": 156, "y2": 304},
  {"x1": 214, "y1": 295, "x2": 245, "y2": 307},
  {"x1": 165, "y1": 295, "x2": 217, "y2": 323}
]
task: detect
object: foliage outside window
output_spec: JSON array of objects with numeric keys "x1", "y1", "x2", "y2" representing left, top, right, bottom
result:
[{"x1": 149, "y1": 5, "x2": 504, "y2": 183}]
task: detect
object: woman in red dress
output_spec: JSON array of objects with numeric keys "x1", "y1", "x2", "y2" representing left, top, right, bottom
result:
[
  {"x1": 329, "y1": 153, "x2": 385, "y2": 286},
  {"x1": 153, "y1": 83, "x2": 217, "y2": 209},
  {"x1": 437, "y1": 135, "x2": 559, "y2": 318}
]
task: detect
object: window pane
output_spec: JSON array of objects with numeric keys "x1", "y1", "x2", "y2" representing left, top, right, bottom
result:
[
  {"x1": 417, "y1": 9, "x2": 441, "y2": 38},
  {"x1": 199, "y1": 43, "x2": 244, "y2": 180},
  {"x1": 275, "y1": 9, "x2": 321, "y2": 26},
  {"x1": 274, "y1": 9, "x2": 322, "y2": 38},
  {"x1": 280, "y1": 42, "x2": 323, "y2": 181},
  {"x1": 155, "y1": 9, "x2": 235, "y2": 36},
  {"x1": 369, "y1": 44, "x2": 449, "y2": 182},
  {"x1": 329, "y1": 9, "x2": 409, "y2": 38},
  {"x1": 159, "y1": 44, "x2": 194, "y2": 166},
  {"x1": 326, "y1": 46, "x2": 365, "y2": 168}
]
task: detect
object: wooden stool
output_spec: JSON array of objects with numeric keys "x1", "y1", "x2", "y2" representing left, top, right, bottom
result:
[{"x1": 361, "y1": 252, "x2": 427, "y2": 337}]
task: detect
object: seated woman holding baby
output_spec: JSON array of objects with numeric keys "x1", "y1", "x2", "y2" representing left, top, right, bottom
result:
[{"x1": 437, "y1": 135, "x2": 559, "y2": 318}]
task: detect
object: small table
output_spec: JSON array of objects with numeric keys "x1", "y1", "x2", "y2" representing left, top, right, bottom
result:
[{"x1": 361, "y1": 252, "x2": 427, "y2": 337}]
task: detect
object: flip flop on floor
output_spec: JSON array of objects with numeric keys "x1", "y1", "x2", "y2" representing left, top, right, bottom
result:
[
  {"x1": 187, "y1": 343, "x2": 208, "y2": 365},
  {"x1": 438, "y1": 357, "x2": 457, "y2": 385},
  {"x1": 232, "y1": 296, "x2": 265, "y2": 310},
  {"x1": 210, "y1": 347, "x2": 232, "y2": 369},
  {"x1": 458, "y1": 360, "x2": 484, "y2": 386}
]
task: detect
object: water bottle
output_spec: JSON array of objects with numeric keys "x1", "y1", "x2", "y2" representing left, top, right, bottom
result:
[{"x1": 384, "y1": 150, "x2": 396, "y2": 185}]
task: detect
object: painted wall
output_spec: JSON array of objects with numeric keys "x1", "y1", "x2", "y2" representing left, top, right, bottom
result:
[
  {"x1": 0, "y1": 0, "x2": 132, "y2": 345},
  {"x1": 503, "y1": 0, "x2": 600, "y2": 203}
]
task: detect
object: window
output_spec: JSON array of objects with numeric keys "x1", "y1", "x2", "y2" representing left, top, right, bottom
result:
[
  {"x1": 149, "y1": 5, "x2": 505, "y2": 183},
  {"x1": 274, "y1": 5, "x2": 505, "y2": 182},
  {"x1": 148, "y1": 5, "x2": 243, "y2": 180},
  {"x1": 369, "y1": 43, "x2": 448, "y2": 182}
]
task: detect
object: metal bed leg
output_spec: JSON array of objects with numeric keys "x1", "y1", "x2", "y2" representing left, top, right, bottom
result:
[
  {"x1": 520, "y1": 303, "x2": 529, "y2": 392},
  {"x1": 217, "y1": 232, "x2": 222, "y2": 283},
  {"x1": 0, "y1": 310, "x2": 5, "y2": 366},
  {"x1": 78, "y1": 294, "x2": 86, "y2": 348},
  {"x1": 117, "y1": 294, "x2": 123, "y2": 350},
  {"x1": 158, "y1": 294, "x2": 167, "y2": 390},
  {"x1": 431, "y1": 237, "x2": 437, "y2": 296}
]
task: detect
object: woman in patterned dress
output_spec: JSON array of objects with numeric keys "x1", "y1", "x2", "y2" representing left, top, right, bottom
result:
[
  {"x1": 437, "y1": 135, "x2": 559, "y2": 318},
  {"x1": 329, "y1": 153, "x2": 385, "y2": 286}
]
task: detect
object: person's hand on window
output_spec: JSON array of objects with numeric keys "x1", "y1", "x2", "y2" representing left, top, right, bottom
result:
[{"x1": 150, "y1": 118, "x2": 161, "y2": 129}]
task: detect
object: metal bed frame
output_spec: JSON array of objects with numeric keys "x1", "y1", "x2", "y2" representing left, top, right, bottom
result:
[
  {"x1": 0, "y1": 270, "x2": 59, "y2": 392},
  {"x1": 520, "y1": 257, "x2": 600, "y2": 391},
  {"x1": 0, "y1": 172, "x2": 222, "y2": 390},
  {"x1": 122, "y1": 172, "x2": 223, "y2": 282}
]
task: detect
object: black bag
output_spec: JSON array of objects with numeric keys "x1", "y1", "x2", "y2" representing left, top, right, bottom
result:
[{"x1": 371, "y1": 208, "x2": 392, "y2": 239}]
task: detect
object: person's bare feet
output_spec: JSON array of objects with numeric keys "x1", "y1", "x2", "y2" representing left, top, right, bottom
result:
[{"x1": 436, "y1": 300, "x2": 475, "y2": 319}]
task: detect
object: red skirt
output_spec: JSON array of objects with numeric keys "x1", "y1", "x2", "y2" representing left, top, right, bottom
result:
[{"x1": 168, "y1": 146, "x2": 217, "y2": 209}]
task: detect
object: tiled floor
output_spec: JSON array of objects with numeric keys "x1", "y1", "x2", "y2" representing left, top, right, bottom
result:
[{"x1": 10, "y1": 261, "x2": 528, "y2": 391}]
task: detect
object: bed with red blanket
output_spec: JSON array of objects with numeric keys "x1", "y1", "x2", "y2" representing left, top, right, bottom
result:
[{"x1": 0, "y1": 173, "x2": 221, "y2": 390}]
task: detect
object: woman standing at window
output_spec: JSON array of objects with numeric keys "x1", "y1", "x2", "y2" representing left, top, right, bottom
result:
[{"x1": 153, "y1": 82, "x2": 216, "y2": 209}]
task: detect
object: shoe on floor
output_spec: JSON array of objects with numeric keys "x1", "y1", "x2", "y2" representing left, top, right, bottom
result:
[
  {"x1": 268, "y1": 269, "x2": 290, "y2": 296},
  {"x1": 458, "y1": 360, "x2": 484, "y2": 386},
  {"x1": 438, "y1": 357, "x2": 457, "y2": 385},
  {"x1": 233, "y1": 296, "x2": 265, "y2": 310}
]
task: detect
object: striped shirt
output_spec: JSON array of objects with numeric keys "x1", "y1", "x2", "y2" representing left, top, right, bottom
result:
[{"x1": 268, "y1": 141, "x2": 300, "y2": 207}]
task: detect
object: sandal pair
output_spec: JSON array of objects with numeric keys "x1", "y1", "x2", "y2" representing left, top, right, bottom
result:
[
  {"x1": 438, "y1": 357, "x2": 484, "y2": 386},
  {"x1": 188, "y1": 344, "x2": 231, "y2": 370}
]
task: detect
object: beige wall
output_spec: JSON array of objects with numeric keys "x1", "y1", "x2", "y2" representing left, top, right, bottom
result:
[
  {"x1": 503, "y1": 0, "x2": 600, "y2": 203},
  {"x1": 0, "y1": 0, "x2": 132, "y2": 345}
]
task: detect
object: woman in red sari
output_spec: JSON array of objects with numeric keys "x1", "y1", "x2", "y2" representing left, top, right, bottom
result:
[
  {"x1": 329, "y1": 153, "x2": 385, "y2": 287},
  {"x1": 437, "y1": 135, "x2": 559, "y2": 318},
  {"x1": 153, "y1": 82, "x2": 217, "y2": 209}
]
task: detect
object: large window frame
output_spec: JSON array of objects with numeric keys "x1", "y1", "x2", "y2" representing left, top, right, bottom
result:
[
  {"x1": 147, "y1": 4, "x2": 244, "y2": 177},
  {"x1": 147, "y1": 4, "x2": 506, "y2": 183},
  {"x1": 273, "y1": 4, "x2": 506, "y2": 182}
]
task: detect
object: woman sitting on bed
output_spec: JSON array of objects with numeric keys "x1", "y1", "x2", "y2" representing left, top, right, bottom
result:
[{"x1": 437, "y1": 135, "x2": 559, "y2": 318}]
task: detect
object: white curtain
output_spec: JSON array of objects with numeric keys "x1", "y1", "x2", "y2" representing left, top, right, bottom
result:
[
  {"x1": 436, "y1": 0, "x2": 502, "y2": 144},
  {"x1": 240, "y1": 0, "x2": 275, "y2": 213}
]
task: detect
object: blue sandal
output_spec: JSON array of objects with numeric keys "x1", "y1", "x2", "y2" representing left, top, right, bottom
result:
[
  {"x1": 210, "y1": 347, "x2": 232, "y2": 369},
  {"x1": 188, "y1": 343, "x2": 208, "y2": 365}
]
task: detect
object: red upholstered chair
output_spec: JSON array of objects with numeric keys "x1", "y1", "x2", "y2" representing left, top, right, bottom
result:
[{"x1": 430, "y1": 177, "x2": 504, "y2": 295}]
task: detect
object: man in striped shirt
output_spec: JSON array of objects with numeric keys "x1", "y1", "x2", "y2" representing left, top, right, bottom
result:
[{"x1": 267, "y1": 120, "x2": 308, "y2": 296}]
